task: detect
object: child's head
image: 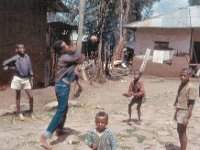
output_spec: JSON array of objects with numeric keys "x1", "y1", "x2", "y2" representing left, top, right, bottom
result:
[
  {"x1": 15, "y1": 44, "x2": 25, "y2": 54},
  {"x1": 95, "y1": 111, "x2": 108, "y2": 132},
  {"x1": 53, "y1": 40, "x2": 71, "y2": 55},
  {"x1": 134, "y1": 70, "x2": 142, "y2": 81},
  {"x1": 180, "y1": 68, "x2": 193, "y2": 84}
]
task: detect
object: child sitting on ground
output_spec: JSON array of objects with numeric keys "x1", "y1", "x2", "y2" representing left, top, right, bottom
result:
[
  {"x1": 87, "y1": 111, "x2": 116, "y2": 150},
  {"x1": 174, "y1": 68, "x2": 196, "y2": 150},
  {"x1": 123, "y1": 70, "x2": 145, "y2": 121}
]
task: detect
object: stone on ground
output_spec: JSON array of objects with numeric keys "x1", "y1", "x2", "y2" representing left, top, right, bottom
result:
[
  {"x1": 66, "y1": 135, "x2": 80, "y2": 144},
  {"x1": 43, "y1": 101, "x2": 58, "y2": 111}
]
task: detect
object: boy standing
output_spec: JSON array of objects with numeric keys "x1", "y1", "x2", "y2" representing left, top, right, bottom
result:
[
  {"x1": 174, "y1": 68, "x2": 196, "y2": 150},
  {"x1": 123, "y1": 71, "x2": 145, "y2": 121},
  {"x1": 3, "y1": 44, "x2": 34, "y2": 121}
]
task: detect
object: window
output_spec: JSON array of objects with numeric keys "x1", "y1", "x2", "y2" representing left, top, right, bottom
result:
[{"x1": 154, "y1": 41, "x2": 169, "y2": 50}]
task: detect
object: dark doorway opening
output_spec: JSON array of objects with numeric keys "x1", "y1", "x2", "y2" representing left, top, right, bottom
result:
[
  {"x1": 191, "y1": 42, "x2": 200, "y2": 64},
  {"x1": 190, "y1": 42, "x2": 200, "y2": 71}
]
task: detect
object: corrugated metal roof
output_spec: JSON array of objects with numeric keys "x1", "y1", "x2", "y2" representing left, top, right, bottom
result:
[{"x1": 125, "y1": 6, "x2": 200, "y2": 29}]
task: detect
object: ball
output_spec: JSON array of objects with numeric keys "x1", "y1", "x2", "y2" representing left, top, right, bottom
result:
[{"x1": 90, "y1": 35, "x2": 98, "y2": 42}]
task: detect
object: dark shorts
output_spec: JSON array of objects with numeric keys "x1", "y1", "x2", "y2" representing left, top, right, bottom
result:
[
  {"x1": 129, "y1": 97, "x2": 143, "y2": 109},
  {"x1": 75, "y1": 74, "x2": 79, "y2": 81}
]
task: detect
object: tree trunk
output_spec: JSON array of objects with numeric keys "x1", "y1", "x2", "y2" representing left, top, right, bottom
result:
[
  {"x1": 122, "y1": 0, "x2": 130, "y2": 40},
  {"x1": 94, "y1": 0, "x2": 108, "y2": 83},
  {"x1": 76, "y1": 0, "x2": 85, "y2": 52},
  {"x1": 95, "y1": 15, "x2": 106, "y2": 83},
  {"x1": 111, "y1": 0, "x2": 130, "y2": 70},
  {"x1": 119, "y1": 0, "x2": 123, "y2": 41},
  {"x1": 76, "y1": 0, "x2": 88, "y2": 81}
]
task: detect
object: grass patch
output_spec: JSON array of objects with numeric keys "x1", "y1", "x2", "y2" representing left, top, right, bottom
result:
[
  {"x1": 116, "y1": 133, "x2": 130, "y2": 139},
  {"x1": 78, "y1": 134, "x2": 88, "y2": 142},
  {"x1": 133, "y1": 134, "x2": 146, "y2": 143},
  {"x1": 117, "y1": 128, "x2": 146, "y2": 143},
  {"x1": 126, "y1": 127, "x2": 137, "y2": 135},
  {"x1": 119, "y1": 145, "x2": 132, "y2": 150}
]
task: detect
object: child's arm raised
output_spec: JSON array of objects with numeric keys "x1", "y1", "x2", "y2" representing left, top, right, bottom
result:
[
  {"x1": 62, "y1": 52, "x2": 85, "y2": 64},
  {"x1": 2, "y1": 55, "x2": 18, "y2": 69}
]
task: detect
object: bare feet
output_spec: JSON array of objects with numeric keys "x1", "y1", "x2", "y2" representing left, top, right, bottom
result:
[
  {"x1": 40, "y1": 135, "x2": 52, "y2": 150},
  {"x1": 55, "y1": 130, "x2": 65, "y2": 136},
  {"x1": 29, "y1": 113, "x2": 36, "y2": 120},
  {"x1": 136, "y1": 119, "x2": 142, "y2": 125},
  {"x1": 18, "y1": 113, "x2": 25, "y2": 121}
]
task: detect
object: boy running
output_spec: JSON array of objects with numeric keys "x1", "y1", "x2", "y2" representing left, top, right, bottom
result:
[
  {"x1": 123, "y1": 71, "x2": 145, "y2": 121},
  {"x1": 174, "y1": 68, "x2": 196, "y2": 150},
  {"x1": 3, "y1": 44, "x2": 34, "y2": 121}
]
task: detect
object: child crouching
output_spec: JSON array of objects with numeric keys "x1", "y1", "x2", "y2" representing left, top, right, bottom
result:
[{"x1": 123, "y1": 70, "x2": 145, "y2": 121}]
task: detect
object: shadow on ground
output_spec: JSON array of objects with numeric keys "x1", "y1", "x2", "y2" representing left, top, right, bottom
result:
[
  {"x1": 165, "y1": 144, "x2": 180, "y2": 150},
  {"x1": 50, "y1": 128, "x2": 80, "y2": 145}
]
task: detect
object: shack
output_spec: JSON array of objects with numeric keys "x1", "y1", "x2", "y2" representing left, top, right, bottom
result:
[
  {"x1": 125, "y1": 6, "x2": 200, "y2": 76},
  {"x1": 0, "y1": 0, "x2": 72, "y2": 87}
]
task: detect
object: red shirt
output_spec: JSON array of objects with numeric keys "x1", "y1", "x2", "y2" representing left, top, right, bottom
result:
[{"x1": 127, "y1": 80, "x2": 145, "y2": 97}]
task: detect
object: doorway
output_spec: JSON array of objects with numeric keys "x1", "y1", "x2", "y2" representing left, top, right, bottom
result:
[
  {"x1": 191, "y1": 42, "x2": 200, "y2": 64},
  {"x1": 190, "y1": 42, "x2": 200, "y2": 71}
]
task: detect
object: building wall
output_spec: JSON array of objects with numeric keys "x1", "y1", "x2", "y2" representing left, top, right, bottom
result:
[
  {"x1": 0, "y1": 0, "x2": 47, "y2": 86},
  {"x1": 193, "y1": 29, "x2": 200, "y2": 42},
  {"x1": 134, "y1": 28, "x2": 192, "y2": 55},
  {"x1": 132, "y1": 56, "x2": 190, "y2": 77}
]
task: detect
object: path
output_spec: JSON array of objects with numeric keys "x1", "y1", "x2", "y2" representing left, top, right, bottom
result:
[{"x1": 0, "y1": 76, "x2": 200, "y2": 150}]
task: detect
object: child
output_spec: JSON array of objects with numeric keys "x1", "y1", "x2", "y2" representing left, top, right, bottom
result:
[
  {"x1": 123, "y1": 70, "x2": 145, "y2": 121},
  {"x1": 87, "y1": 111, "x2": 117, "y2": 150},
  {"x1": 2, "y1": 44, "x2": 34, "y2": 121},
  {"x1": 173, "y1": 68, "x2": 196, "y2": 150},
  {"x1": 40, "y1": 40, "x2": 84, "y2": 149}
]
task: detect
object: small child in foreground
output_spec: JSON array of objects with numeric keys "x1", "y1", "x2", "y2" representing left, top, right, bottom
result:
[
  {"x1": 87, "y1": 111, "x2": 117, "y2": 150},
  {"x1": 174, "y1": 68, "x2": 196, "y2": 150},
  {"x1": 123, "y1": 70, "x2": 145, "y2": 121}
]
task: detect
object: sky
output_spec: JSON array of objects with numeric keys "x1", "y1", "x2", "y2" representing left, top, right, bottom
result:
[{"x1": 152, "y1": 0, "x2": 189, "y2": 16}]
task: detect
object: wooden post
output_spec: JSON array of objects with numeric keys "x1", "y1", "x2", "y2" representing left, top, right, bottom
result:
[
  {"x1": 76, "y1": 0, "x2": 85, "y2": 52},
  {"x1": 119, "y1": 0, "x2": 123, "y2": 41},
  {"x1": 188, "y1": 8, "x2": 195, "y2": 66},
  {"x1": 44, "y1": 24, "x2": 51, "y2": 87}
]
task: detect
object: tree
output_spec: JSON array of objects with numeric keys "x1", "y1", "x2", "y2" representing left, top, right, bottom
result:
[
  {"x1": 76, "y1": 0, "x2": 85, "y2": 52},
  {"x1": 189, "y1": 0, "x2": 200, "y2": 5},
  {"x1": 112, "y1": 0, "x2": 159, "y2": 67},
  {"x1": 122, "y1": 0, "x2": 131, "y2": 41},
  {"x1": 62, "y1": 0, "x2": 160, "y2": 82}
]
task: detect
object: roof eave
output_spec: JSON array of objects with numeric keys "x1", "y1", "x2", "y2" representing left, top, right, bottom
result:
[{"x1": 47, "y1": 0, "x2": 70, "y2": 12}]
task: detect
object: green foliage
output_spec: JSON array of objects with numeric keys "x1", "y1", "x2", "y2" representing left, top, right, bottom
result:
[
  {"x1": 189, "y1": 0, "x2": 200, "y2": 5},
  {"x1": 61, "y1": 0, "x2": 159, "y2": 49}
]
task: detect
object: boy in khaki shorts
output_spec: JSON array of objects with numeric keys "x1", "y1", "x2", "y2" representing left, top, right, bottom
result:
[
  {"x1": 3, "y1": 44, "x2": 34, "y2": 121},
  {"x1": 174, "y1": 68, "x2": 196, "y2": 150}
]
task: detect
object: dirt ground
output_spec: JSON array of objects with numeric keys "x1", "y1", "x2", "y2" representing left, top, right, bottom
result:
[{"x1": 0, "y1": 75, "x2": 200, "y2": 150}]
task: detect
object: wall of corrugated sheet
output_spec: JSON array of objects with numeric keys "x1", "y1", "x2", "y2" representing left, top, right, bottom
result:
[{"x1": 0, "y1": 0, "x2": 47, "y2": 86}]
